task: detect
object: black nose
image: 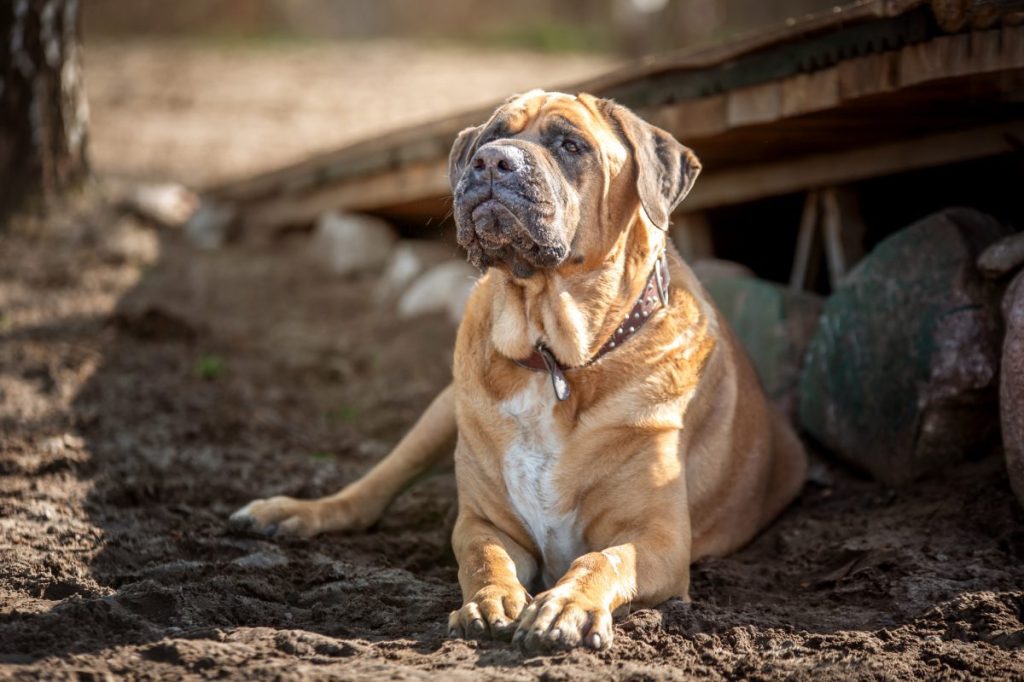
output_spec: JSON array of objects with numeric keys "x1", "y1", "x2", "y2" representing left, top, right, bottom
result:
[{"x1": 471, "y1": 145, "x2": 522, "y2": 178}]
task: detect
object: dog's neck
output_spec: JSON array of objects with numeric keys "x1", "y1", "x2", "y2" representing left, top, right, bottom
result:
[{"x1": 489, "y1": 214, "x2": 666, "y2": 368}]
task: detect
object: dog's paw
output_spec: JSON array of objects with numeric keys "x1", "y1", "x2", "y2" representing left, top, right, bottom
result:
[
  {"x1": 511, "y1": 587, "x2": 613, "y2": 652},
  {"x1": 229, "y1": 496, "x2": 322, "y2": 539},
  {"x1": 447, "y1": 583, "x2": 531, "y2": 642}
]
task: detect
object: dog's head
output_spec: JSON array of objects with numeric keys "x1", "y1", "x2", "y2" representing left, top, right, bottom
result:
[{"x1": 450, "y1": 90, "x2": 701, "y2": 278}]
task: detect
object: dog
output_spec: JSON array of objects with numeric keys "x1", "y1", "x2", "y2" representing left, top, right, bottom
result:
[{"x1": 231, "y1": 90, "x2": 807, "y2": 652}]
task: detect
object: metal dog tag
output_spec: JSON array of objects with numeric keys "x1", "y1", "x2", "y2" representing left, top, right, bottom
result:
[
  {"x1": 655, "y1": 253, "x2": 671, "y2": 307},
  {"x1": 536, "y1": 345, "x2": 570, "y2": 401}
]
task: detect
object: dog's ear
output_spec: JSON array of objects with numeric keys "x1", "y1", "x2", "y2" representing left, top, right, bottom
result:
[
  {"x1": 448, "y1": 125, "x2": 483, "y2": 190},
  {"x1": 602, "y1": 101, "x2": 701, "y2": 230}
]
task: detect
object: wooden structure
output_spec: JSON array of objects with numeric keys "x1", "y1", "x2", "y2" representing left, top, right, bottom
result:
[{"x1": 201, "y1": 0, "x2": 1024, "y2": 280}]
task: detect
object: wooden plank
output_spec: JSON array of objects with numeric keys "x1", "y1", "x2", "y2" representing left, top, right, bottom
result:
[
  {"x1": 895, "y1": 27, "x2": 1024, "y2": 87},
  {"x1": 837, "y1": 51, "x2": 899, "y2": 100},
  {"x1": 899, "y1": 35, "x2": 952, "y2": 86},
  {"x1": 1006, "y1": 24, "x2": 1024, "y2": 69},
  {"x1": 243, "y1": 159, "x2": 449, "y2": 232},
  {"x1": 726, "y1": 82, "x2": 782, "y2": 127},
  {"x1": 572, "y1": 0, "x2": 925, "y2": 99},
  {"x1": 654, "y1": 95, "x2": 729, "y2": 138},
  {"x1": 681, "y1": 121, "x2": 1024, "y2": 213},
  {"x1": 781, "y1": 68, "x2": 840, "y2": 118}
]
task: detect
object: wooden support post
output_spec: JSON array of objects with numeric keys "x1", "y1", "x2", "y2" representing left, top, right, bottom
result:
[
  {"x1": 790, "y1": 186, "x2": 866, "y2": 292},
  {"x1": 821, "y1": 187, "x2": 867, "y2": 286},
  {"x1": 790, "y1": 190, "x2": 821, "y2": 291}
]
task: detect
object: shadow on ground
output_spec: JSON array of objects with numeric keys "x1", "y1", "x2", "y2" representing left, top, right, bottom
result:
[{"x1": 0, "y1": 194, "x2": 1021, "y2": 679}]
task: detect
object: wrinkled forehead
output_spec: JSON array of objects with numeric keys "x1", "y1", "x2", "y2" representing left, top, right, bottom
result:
[{"x1": 486, "y1": 90, "x2": 627, "y2": 170}]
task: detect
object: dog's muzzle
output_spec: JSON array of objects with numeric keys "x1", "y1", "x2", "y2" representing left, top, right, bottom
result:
[{"x1": 454, "y1": 142, "x2": 567, "y2": 277}]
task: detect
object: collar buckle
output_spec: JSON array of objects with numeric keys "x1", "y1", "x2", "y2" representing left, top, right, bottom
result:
[
  {"x1": 654, "y1": 252, "x2": 671, "y2": 307},
  {"x1": 535, "y1": 343, "x2": 571, "y2": 401},
  {"x1": 512, "y1": 250, "x2": 670, "y2": 402}
]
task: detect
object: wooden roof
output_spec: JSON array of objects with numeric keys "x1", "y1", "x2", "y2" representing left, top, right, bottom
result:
[{"x1": 204, "y1": 0, "x2": 1024, "y2": 233}]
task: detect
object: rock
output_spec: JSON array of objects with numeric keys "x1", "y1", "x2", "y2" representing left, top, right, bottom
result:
[
  {"x1": 310, "y1": 212, "x2": 397, "y2": 276},
  {"x1": 122, "y1": 182, "x2": 199, "y2": 228},
  {"x1": 977, "y1": 231, "x2": 1024, "y2": 278},
  {"x1": 397, "y1": 261, "x2": 479, "y2": 324},
  {"x1": 704, "y1": 276, "x2": 822, "y2": 420},
  {"x1": 690, "y1": 258, "x2": 755, "y2": 287},
  {"x1": 185, "y1": 198, "x2": 237, "y2": 250},
  {"x1": 232, "y1": 550, "x2": 289, "y2": 570},
  {"x1": 1001, "y1": 270, "x2": 1024, "y2": 508},
  {"x1": 377, "y1": 240, "x2": 457, "y2": 302},
  {"x1": 799, "y1": 208, "x2": 1007, "y2": 485}
]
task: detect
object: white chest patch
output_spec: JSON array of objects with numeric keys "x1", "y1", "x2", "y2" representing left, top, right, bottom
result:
[{"x1": 500, "y1": 380, "x2": 586, "y2": 586}]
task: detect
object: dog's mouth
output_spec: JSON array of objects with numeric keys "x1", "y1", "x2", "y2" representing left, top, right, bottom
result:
[{"x1": 455, "y1": 194, "x2": 568, "y2": 278}]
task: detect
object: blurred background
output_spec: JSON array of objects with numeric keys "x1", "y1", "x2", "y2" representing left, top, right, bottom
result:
[{"x1": 82, "y1": 0, "x2": 838, "y2": 185}]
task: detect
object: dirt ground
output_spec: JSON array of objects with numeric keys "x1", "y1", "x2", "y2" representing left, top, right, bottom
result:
[{"x1": 1, "y1": 189, "x2": 1022, "y2": 680}]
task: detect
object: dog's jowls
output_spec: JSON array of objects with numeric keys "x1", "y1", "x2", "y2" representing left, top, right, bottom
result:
[{"x1": 231, "y1": 90, "x2": 807, "y2": 652}]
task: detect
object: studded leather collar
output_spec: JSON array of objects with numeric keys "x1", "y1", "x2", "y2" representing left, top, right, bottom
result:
[{"x1": 513, "y1": 250, "x2": 671, "y2": 401}]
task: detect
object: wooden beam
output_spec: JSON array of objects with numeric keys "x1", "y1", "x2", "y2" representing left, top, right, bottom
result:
[
  {"x1": 204, "y1": 1, "x2": 946, "y2": 207},
  {"x1": 681, "y1": 121, "x2": 1024, "y2": 213},
  {"x1": 243, "y1": 159, "x2": 450, "y2": 232}
]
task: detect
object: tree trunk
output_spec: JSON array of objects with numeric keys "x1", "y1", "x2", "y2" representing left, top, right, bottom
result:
[{"x1": 0, "y1": 0, "x2": 89, "y2": 221}]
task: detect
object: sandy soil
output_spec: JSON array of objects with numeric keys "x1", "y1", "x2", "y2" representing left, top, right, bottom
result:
[
  {"x1": 84, "y1": 40, "x2": 617, "y2": 187},
  {"x1": 1, "y1": 192, "x2": 1022, "y2": 680}
]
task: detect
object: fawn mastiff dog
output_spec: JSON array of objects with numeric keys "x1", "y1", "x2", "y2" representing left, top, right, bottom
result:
[{"x1": 231, "y1": 90, "x2": 807, "y2": 651}]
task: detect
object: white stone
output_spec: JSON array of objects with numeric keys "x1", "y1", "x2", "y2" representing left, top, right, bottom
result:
[
  {"x1": 377, "y1": 240, "x2": 457, "y2": 303},
  {"x1": 397, "y1": 260, "x2": 479, "y2": 324},
  {"x1": 232, "y1": 550, "x2": 289, "y2": 570},
  {"x1": 125, "y1": 182, "x2": 199, "y2": 228},
  {"x1": 311, "y1": 211, "x2": 397, "y2": 276}
]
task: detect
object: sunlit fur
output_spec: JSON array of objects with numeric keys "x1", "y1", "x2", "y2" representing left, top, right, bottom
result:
[
  {"x1": 232, "y1": 91, "x2": 807, "y2": 652},
  {"x1": 451, "y1": 92, "x2": 806, "y2": 650}
]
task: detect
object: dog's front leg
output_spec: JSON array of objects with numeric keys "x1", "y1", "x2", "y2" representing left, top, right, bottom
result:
[
  {"x1": 231, "y1": 384, "x2": 456, "y2": 538},
  {"x1": 514, "y1": 515, "x2": 691, "y2": 652},
  {"x1": 448, "y1": 512, "x2": 537, "y2": 641}
]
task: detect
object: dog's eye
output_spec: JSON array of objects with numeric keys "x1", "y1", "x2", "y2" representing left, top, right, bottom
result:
[{"x1": 561, "y1": 139, "x2": 580, "y2": 154}]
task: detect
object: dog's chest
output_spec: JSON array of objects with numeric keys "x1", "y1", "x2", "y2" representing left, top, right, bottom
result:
[{"x1": 500, "y1": 380, "x2": 586, "y2": 586}]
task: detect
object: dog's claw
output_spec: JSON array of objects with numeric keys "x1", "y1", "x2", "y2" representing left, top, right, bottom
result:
[
  {"x1": 261, "y1": 523, "x2": 279, "y2": 537},
  {"x1": 228, "y1": 505, "x2": 255, "y2": 531},
  {"x1": 511, "y1": 628, "x2": 526, "y2": 646},
  {"x1": 491, "y1": 619, "x2": 514, "y2": 640}
]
